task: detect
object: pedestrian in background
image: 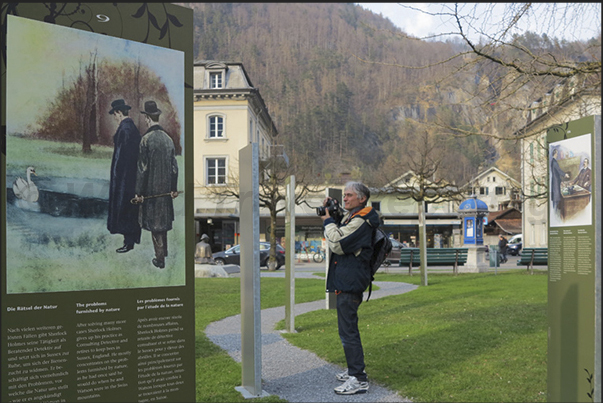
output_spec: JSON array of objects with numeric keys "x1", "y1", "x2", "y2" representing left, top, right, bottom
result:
[
  {"x1": 195, "y1": 234, "x2": 214, "y2": 264},
  {"x1": 498, "y1": 234, "x2": 508, "y2": 263}
]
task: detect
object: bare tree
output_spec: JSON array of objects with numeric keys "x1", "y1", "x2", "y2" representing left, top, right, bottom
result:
[
  {"x1": 355, "y1": 4, "x2": 600, "y2": 139},
  {"x1": 82, "y1": 50, "x2": 98, "y2": 153},
  {"x1": 355, "y1": 3, "x2": 600, "y2": 204},
  {"x1": 377, "y1": 127, "x2": 465, "y2": 285},
  {"x1": 205, "y1": 144, "x2": 325, "y2": 271}
]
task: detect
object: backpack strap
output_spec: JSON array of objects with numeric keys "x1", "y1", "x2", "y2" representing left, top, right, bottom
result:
[{"x1": 364, "y1": 217, "x2": 376, "y2": 302}]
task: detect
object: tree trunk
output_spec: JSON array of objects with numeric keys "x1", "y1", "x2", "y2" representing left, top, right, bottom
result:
[
  {"x1": 267, "y1": 208, "x2": 278, "y2": 271},
  {"x1": 267, "y1": 173, "x2": 279, "y2": 271},
  {"x1": 82, "y1": 56, "x2": 96, "y2": 153}
]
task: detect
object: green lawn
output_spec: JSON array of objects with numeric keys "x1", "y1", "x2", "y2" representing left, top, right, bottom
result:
[
  {"x1": 195, "y1": 271, "x2": 548, "y2": 402},
  {"x1": 194, "y1": 277, "x2": 327, "y2": 402}
]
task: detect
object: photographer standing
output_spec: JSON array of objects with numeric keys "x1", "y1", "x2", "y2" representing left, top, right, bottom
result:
[{"x1": 320, "y1": 181, "x2": 380, "y2": 395}]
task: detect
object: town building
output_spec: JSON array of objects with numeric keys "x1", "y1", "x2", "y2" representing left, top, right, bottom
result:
[
  {"x1": 370, "y1": 171, "x2": 462, "y2": 249},
  {"x1": 193, "y1": 60, "x2": 533, "y2": 255},
  {"x1": 516, "y1": 76, "x2": 601, "y2": 248},
  {"x1": 461, "y1": 166, "x2": 522, "y2": 212},
  {"x1": 484, "y1": 208, "x2": 522, "y2": 245},
  {"x1": 193, "y1": 60, "x2": 279, "y2": 251}
]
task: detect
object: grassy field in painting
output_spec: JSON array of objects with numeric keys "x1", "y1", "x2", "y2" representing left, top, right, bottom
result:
[{"x1": 5, "y1": 135, "x2": 186, "y2": 293}]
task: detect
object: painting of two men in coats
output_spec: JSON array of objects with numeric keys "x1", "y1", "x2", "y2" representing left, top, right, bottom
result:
[{"x1": 108, "y1": 99, "x2": 179, "y2": 269}]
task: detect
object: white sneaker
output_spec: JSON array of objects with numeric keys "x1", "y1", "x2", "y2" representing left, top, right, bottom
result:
[
  {"x1": 334, "y1": 375, "x2": 369, "y2": 395},
  {"x1": 336, "y1": 368, "x2": 368, "y2": 382},
  {"x1": 336, "y1": 369, "x2": 349, "y2": 382}
]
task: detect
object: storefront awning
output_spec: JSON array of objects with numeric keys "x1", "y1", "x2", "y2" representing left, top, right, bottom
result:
[{"x1": 195, "y1": 208, "x2": 238, "y2": 218}]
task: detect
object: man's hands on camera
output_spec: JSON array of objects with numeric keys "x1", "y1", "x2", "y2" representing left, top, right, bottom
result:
[{"x1": 320, "y1": 197, "x2": 331, "y2": 221}]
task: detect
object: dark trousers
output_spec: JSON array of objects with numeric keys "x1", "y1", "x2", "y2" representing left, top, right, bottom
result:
[
  {"x1": 151, "y1": 231, "x2": 168, "y2": 262},
  {"x1": 123, "y1": 231, "x2": 141, "y2": 246},
  {"x1": 499, "y1": 247, "x2": 507, "y2": 262},
  {"x1": 336, "y1": 292, "x2": 367, "y2": 381}
]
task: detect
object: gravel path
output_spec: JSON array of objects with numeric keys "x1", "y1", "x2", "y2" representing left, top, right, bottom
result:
[{"x1": 205, "y1": 277, "x2": 418, "y2": 402}]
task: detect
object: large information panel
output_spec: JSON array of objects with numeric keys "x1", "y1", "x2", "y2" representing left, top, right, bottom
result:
[
  {"x1": 1, "y1": 4, "x2": 195, "y2": 402},
  {"x1": 547, "y1": 115, "x2": 600, "y2": 402}
]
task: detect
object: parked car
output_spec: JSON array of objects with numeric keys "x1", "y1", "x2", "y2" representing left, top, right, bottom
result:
[
  {"x1": 212, "y1": 242, "x2": 286, "y2": 269},
  {"x1": 507, "y1": 234, "x2": 523, "y2": 256},
  {"x1": 385, "y1": 238, "x2": 405, "y2": 265}
]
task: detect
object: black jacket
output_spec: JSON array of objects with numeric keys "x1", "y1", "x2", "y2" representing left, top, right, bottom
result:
[
  {"x1": 324, "y1": 206, "x2": 380, "y2": 294},
  {"x1": 107, "y1": 117, "x2": 141, "y2": 240},
  {"x1": 498, "y1": 237, "x2": 508, "y2": 252}
]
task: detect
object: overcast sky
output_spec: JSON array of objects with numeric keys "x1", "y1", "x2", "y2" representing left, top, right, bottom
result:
[{"x1": 357, "y1": 3, "x2": 601, "y2": 42}]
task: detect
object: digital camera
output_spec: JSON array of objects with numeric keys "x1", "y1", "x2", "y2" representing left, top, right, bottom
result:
[{"x1": 316, "y1": 198, "x2": 345, "y2": 222}]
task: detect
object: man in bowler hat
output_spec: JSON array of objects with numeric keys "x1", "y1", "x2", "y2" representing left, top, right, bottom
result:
[
  {"x1": 133, "y1": 101, "x2": 179, "y2": 269},
  {"x1": 107, "y1": 99, "x2": 141, "y2": 253}
]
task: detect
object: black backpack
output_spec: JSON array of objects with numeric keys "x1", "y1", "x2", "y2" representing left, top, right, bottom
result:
[{"x1": 364, "y1": 219, "x2": 393, "y2": 301}]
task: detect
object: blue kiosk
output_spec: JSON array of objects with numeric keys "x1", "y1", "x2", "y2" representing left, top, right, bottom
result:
[{"x1": 457, "y1": 195, "x2": 489, "y2": 272}]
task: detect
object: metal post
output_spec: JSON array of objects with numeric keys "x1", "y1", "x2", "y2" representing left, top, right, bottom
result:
[
  {"x1": 236, "y1": 143, "x2": 267, "y2": 398},
  {"x1": 418, "y1": 200, "x2": 428, "y2": 286},
  {"x1": 284, "y1": 175, "x2": 296, "y2": 333}
]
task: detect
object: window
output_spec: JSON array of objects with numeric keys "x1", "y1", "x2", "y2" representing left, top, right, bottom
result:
[
  {"x1": 495, "y1": 186, "x2": 505, "y2": 195},
  {"x1": 493, "y1": 177, "x2": 496, "y2": 182},
  {"x1": 210, "y1": 72, "x2": 223, "y2": 89},
  {"x1": 206, "y1": 158, "x2": 227, "y2": 185},
  {"x1": 208, "y1": 115, "x2": 224, "y2": 138},
  {"x1": 371, "y1": 201, "x2": 381, "y2": 211},
  {"x1": 479, "y1": 187, "x2": 489, "y2": 195}
]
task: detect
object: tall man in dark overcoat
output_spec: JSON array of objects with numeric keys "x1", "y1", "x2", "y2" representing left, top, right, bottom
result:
[
  {"x1": 550, "y1": 147, "x2": 569, "y2": 210},
  {"x1": 133, "y1": 101, "x2": 179, "y2": 269},
  {"x1": 107, "y1": 99, "x2": 141, "y2": 253}
]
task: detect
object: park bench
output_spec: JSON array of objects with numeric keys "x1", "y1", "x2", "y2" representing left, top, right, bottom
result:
[
  {"x1": 516, "y1": 247, "x2": 547, "y2": 274},
  {"x1": 399, "y1": 248, "x2": 468, "y2": 275}
]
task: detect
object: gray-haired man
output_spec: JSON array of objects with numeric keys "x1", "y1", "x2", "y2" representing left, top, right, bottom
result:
[{"x1": 321, "y1": 181, "x2": 379, "y2": 395}]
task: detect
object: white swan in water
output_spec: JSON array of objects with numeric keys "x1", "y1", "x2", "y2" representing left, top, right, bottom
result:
[{"x1": 13, "y1": 166, "x2": 39, "y2": 203}]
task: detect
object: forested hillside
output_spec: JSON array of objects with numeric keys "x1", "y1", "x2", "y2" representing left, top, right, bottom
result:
[{"x1": 179, "y1": 3, "x2": 595, "y2": 186}]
